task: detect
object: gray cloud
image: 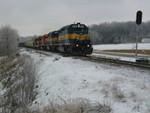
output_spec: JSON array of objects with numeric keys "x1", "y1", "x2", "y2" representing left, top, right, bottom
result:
[{"x1": 0, "y1": 0, "x2": 149, "y2": 36}]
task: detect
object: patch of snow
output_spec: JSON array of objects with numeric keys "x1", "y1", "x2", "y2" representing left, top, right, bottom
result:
[{"x1": 22, "y1": 49, "x2": 150, "y2": 113}]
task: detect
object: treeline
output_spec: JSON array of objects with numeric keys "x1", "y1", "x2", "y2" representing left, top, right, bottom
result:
[
  {"x1": 0, "y1": 25, "x2": 19, "y2": 57},
  {"x1": 89, "y1": 21, "x2": 150, "y2": 44}
]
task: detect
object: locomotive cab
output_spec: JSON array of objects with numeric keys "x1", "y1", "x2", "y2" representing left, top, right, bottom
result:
[
  {"x1": 69, "y1": 23, "x2": 93, "y2": 55},
  {"x1": 58, "y1": 23, "x2": 93, "y2": 55}
]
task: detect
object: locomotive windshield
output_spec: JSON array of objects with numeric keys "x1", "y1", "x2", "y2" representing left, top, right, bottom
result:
[
  {"x1": 68, "y1": 24, "x2": 88, "y2": 34},
  {"x1": 51, "y1": 31, "x2": 58, "y2": 38}
]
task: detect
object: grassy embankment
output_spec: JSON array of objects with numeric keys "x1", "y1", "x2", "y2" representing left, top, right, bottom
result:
[{"x1": 0, "y1": 56, "x2": 112, "y2": 113}]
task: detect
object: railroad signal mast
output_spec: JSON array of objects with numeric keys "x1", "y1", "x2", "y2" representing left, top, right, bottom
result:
[{"x1": 135, "y1": 10, "x2": 142, "y2": 58}]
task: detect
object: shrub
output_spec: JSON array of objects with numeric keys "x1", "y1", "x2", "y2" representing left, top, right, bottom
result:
[{"x1": 111, "y1": 84, "x2": 126, "y2": 102}]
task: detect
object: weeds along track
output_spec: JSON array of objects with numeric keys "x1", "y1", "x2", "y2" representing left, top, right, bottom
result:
[{"x1": 24, "y1": 48, "x2": 150, "y2": 69}]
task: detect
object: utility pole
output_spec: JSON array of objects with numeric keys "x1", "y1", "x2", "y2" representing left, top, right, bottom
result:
[
  {"x1": 135, "y1": 25, "x2": 139, "y2": 58},
  {"x1": 6, "y1": 35, "x2": 9, "y2": 57},
  {"x1": 6, "y1": 28, "x2": 9, "y2": 57}
]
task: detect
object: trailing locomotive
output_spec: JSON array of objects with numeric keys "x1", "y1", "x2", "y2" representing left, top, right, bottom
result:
[{"x1": 25, "y1": 23, "x2": 93, "y2": 55}]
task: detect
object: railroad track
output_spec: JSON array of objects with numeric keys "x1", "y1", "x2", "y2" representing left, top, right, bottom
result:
[
  {"x1": 24, "y1": 48, "x2": 150, "y2": 69},
  {"x1": 75, "y1": 55, "x2": 150, "y2": 69}
]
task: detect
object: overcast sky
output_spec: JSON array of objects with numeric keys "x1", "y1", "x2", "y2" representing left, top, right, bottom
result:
[{"x1": 0, "y1": 0, "x2": 150, "y2": 36}]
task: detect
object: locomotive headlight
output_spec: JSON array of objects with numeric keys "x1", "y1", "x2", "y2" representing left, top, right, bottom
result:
[
  {"x1": 76, "y1": 44, "x2": 79, "y2": 47},
  {"x1": 87, "y1": 45, "x2": 90, "y2": 47},
  {"x1": 77, "y1": 23, "x2": 81, "y2": 28}
]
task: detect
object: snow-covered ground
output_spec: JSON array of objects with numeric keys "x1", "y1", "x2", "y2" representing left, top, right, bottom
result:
[
  {"x1": 21, "y1": 49, "x2": 150, "y2": 113},
  {"x1": 93, "y1": 43, "x2": 150, "y2": 50}
]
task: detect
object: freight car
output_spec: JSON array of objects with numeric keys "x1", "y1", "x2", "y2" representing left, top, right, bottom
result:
[
  {"x1": 25, "y1": 23, "x2": 93, "y2": 55},
  {"x1": 25, "y1": 39, "x2": 34, "y2": 48}
]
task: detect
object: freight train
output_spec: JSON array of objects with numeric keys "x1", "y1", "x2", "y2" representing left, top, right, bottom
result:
[{"x1": 24, "y1": 23, "x2": 93, "y2": 55}]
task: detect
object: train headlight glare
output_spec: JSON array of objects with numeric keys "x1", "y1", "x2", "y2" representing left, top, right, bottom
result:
[
  {"x1": 87, "y1": 45, "x2": 90, "y2": 47},
  {"x1": 76, "y1": 44, "x2": 79, "y2": 47}
]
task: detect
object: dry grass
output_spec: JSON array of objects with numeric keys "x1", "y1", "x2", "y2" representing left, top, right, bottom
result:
[
  {"x1": 111, "y1": 84, "x2": 126, "y2": 102},
  {"x1": 99, "y1": 80, "x2": 126, "y2": 103},
  {"x1": 0, "y1": 54, "x2": 37, "y2": 113},
  {"x1": 103, "y1": 49, "x2": 150, "y2": 55},
  {"x1": 0, "y1": 60, "x2": 19, "y2": 74},
  {"x1": 30, "y1": 98, "x2": 112, "y2": 113}
]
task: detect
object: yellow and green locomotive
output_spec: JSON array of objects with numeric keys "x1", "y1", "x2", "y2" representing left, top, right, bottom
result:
[{"x1": 58, "y1": 23, "x2": 93, "y2": 55}]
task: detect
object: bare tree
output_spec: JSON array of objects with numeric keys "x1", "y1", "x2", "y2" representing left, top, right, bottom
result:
[{"x1": 0, "y1": 25, "x2": 19, "y2": 57}]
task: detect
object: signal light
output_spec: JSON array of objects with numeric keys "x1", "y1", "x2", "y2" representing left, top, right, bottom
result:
[{"x1": 136, "y1": 11, "x2": 142, "y2": 25}]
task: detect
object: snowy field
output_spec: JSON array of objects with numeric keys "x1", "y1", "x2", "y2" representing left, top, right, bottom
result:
[
  {"x1": 21, "y1": 49, "x2": 150, "y2": 113},
  {"x1": 93, "y1": 43, "x2": 150, "y2": 50}
]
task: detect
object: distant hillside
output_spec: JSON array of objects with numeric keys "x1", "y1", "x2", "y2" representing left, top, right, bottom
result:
[
  {"x1": 19, "y1": 21, "x2": 150, "y2": 45},
  {"x1": 19, "y1": 36, "x2": 33, "y2": 43},
  {"x1": 19, "y1": 35, "x2": 38, "y2": 43},
  {"x1": 89, "y1": 21, "x2": 150, "y2": 44}
]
